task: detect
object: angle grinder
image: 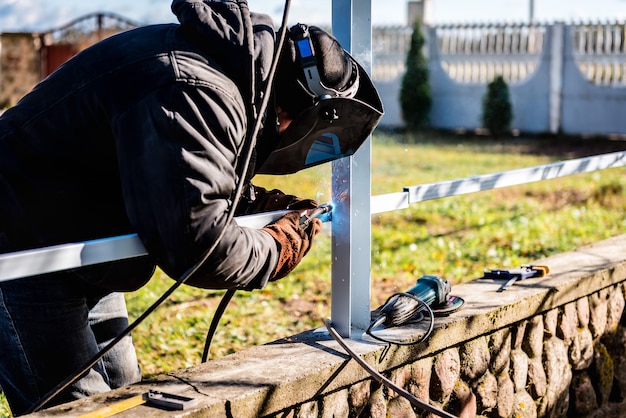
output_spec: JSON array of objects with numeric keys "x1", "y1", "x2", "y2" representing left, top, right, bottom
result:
[{"x1": 371, "y1": 275, "x2": 465, "y2": 328}]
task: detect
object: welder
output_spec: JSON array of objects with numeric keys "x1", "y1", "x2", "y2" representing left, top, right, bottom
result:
[{"x1": 0, "y1": 0, "x2": 383, "y2": 415}]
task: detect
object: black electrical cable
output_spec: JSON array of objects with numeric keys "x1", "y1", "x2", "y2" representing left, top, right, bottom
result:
[
  {"x1": 366, "y1": 292, "x2": 435, "y2": 346},
  {"x1": 325, "y1": 319, "x2": 458, "y2": 418},
  {"x1": 201, "y1": 288, "x2": 235, "y2": 362},
  {"x1": 200, "y1": 0, "x2": 292, "y2": 363},
  {"x1": 26, "y1": 1, "x2": 293, "y2": 413}
]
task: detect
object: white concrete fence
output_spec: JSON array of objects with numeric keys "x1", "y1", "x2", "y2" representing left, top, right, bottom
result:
[{"x1": 373, "y1": 21, "x2": 626, "y2": 135}]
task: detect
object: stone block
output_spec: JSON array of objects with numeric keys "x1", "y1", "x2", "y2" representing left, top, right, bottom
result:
[
  {"x1": 368, "y1": 384, "x2": 387, "y2": 418},
  {"x1": 523, "y1": 316, "x2": 544, "y2": 359},
  {"x1": 450, "y1": 380, "x2": 477, "y2": 418},
  {"x1": 605, "y1": 286, "x2": 625, "y2": 337},
  {"x1": 431, "y1": 348, "x2": 460, "y2": 402},
  {"x1": 511, "y1": 390, "x2": 537, "y2": 418},
  {"x1": 527, "y1": 357, "x2": 547, "y2": 399},
  {"x1": 495, "y1": 371, "x2": 514, "y2": 418},
  {"x1": 539, "y1": 337, "x2": 571, "y2": 418},
  {"x1": 544, "y1": 308, "x2": 558, "y2": 337},
  {"x1": 589, "y1": 291, "x2": 609, "y2": 339},
  {"x1": 348, "y1": 380, "x2": 371, "y2": 416},
  {"x1": 570, "y1": 327, "x2": 594, "y2": 371},
  {"x1": 510, "y1": 349, "x2": 529, "y2": 392},
  {"x1": 489, "y1": 329, "x2": 511, "y2": 374},
  {"x1": 512, "y1": 321, "x2": 527, "y2": 350},
  {"x1": 390, "y1": 365, "x2": 411, "y2": 396},
  {"x1": 570, "y1": 371, "x2": 598, "y2": 416},
  {"x1": 474, "y1": 370, "x2": 497, "y2": 412},
  {"x1": 557, "y1": 302, "x2": 577, "y2": 343},
  {"x1": 386, "y1": 395, "x2": 415, "y2": 418},
  {"x1": 461, "y1": 336, "x2": 490, "y2": 381},
  {"x1": 577, "y1": 297, "x2": 590, "y2": 328},
  {"x1": 409, "y1": 357, "x2": 433, "y2": 403}
]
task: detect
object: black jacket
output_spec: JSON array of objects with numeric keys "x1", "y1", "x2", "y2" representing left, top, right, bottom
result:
[{"x1": 0, "y1": 0, "x2": 280, "y2": 290}]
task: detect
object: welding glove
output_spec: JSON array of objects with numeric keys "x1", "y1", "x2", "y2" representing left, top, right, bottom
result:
[
  {"x1": 262, "y1": 211, "x2": 323, "y2": 281},
  {"x1": 245, "y1": 185, "x2": 318, "y2": 214}
]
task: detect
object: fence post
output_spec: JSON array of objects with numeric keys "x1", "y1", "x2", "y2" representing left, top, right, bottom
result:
[
  {"x1": 549, "y1": 22, "x2": 564, "y2": 134},
  {"x1": 330, "y1": 0, "x2": 373, "y2": 338}
]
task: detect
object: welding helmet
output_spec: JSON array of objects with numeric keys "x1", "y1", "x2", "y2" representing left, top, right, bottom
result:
[{"x1": 256, "y1": 24, "x2": 384, "y2": 175}]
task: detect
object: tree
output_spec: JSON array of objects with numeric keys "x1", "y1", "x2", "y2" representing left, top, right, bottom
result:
[
  {"x1": 400, "y1": 18, "x2": 431, "y2": 130},
  {"x1": 482, "y1": 75, "x2": 513, "y2": 138}
]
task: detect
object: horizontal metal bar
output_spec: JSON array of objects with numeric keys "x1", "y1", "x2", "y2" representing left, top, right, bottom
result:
[
  {"x1": 0, "y1": 210, "x2": 291, "y2": 283},
  {"x1": 2, "y1": 151, "x2": 624, "y2": 283},
  {"x1": 403, "y1": 151, "x2": 626, "y2": 203},
  {"x1": 370, "y1": 192, "x2": 410, "y2": 215}
]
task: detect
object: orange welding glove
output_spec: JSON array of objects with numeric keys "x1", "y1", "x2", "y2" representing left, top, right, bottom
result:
[
  {"x1": 262, "y1": 211, "x2": 323, "y2": 281},
  {"x1": 247, "y1": 186, "x2": 318, "y2": 213}
]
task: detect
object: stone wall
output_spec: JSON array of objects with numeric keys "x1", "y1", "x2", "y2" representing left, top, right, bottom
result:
[
  {"x1": 29, "y1": 234, "x2": 626, "y2": 418},
  {"x1": 370, "y1": 282, "x2": 626, "y2": 417}
]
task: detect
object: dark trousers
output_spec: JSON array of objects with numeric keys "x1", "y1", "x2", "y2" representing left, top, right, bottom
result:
[{"x1": 0, "y1": 273, "x2": 141, "y2": 416}]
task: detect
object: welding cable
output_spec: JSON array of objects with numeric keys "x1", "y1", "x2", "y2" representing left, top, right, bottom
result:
[
  {"x1": 201, "y1": 205, "x2": 332, "y2": 361},
  {"x1": 365, "y1": 292, "x2": 435, "y2": 346},
  {"x1": 201, "y1": 288, "x2": 235, "y2": 362},
  {"x1": 26, "y1": 1, "x2": 293, "y2": 413},
  {"x1": 199, "y1": 0, "x2": 293, "y2": 364},
  {"x1": 325, "y1": 319, "x2": 459, "y2": 418}
]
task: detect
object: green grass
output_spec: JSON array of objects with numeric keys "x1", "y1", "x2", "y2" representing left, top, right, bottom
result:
[
  {"x1": 2, "y1": 131, "x2": 625, "y2": 416},
  {"x1": 0, "y1": 394, "x2": 8, "y2": 418},
  {"x1": 129, "y1": 131, "x2": 626, "y2": 374}
]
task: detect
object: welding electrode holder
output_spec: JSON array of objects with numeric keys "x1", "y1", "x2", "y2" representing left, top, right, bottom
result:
[{"x1": 299, "y1": 203, "x2": 332, "y2": 229}]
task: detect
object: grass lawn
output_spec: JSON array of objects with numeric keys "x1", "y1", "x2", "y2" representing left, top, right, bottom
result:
[
  {"x1": 2, "y1": 130, "x2": 625, "y2": 416},
  {"x1": 127, "y1": 130, "x2": 626, "y2": 376}
]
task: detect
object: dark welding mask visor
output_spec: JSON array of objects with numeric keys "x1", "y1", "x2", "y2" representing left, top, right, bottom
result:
[{"x1": 257, "y1": 61, "x2": 384, "y2": 175}]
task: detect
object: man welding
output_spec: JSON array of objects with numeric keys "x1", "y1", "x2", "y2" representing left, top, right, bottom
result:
[{"x1": 0, "y1": 0, "x2": 383, "y2": 415}]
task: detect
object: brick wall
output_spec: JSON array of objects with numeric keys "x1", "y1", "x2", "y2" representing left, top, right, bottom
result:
[{"x1": 0, "y1": 33, "x2": 40, "y2": 108}]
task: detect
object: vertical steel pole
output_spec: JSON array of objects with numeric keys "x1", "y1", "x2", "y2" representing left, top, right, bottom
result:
[
  {"x1": 330, "y1": 0, "x2": 373, "y2": 338},
  {"x1": 549, "y1": 23, "x2": 564, "y2": 135}
]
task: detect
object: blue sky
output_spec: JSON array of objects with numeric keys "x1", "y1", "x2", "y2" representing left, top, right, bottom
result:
[{"x1": 1, "y1": 0, "x2": 626, "y2": 32}]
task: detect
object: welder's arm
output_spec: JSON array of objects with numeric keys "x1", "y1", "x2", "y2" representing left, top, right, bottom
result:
[
  {"x1": 114, "y1": 84, "x2": 283, "y2": 290},
  {"x1": 262, "y1": 211, "x2": 322, "y2": 281}
]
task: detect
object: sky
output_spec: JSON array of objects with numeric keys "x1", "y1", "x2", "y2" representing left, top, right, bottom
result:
[{"x1": 1, "y1": 0, "x2": 626, "y2": 33}]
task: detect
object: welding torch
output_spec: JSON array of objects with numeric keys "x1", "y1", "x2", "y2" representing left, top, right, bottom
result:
[{"x1": 299, "y1": 203, "x2": 333, "y2": 229}]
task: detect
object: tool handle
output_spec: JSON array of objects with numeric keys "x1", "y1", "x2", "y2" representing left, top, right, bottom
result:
[{"x1": 299, "y1": 203, "x2": 332, "y2": 228}]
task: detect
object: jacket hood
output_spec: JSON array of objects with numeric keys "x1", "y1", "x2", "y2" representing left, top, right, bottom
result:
[{"x1": 171, "y1": 0, "x2": 275, "y2": 116}]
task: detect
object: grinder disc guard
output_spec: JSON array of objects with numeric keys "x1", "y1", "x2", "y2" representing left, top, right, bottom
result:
[{"x1": 432, "y1": 295, "x2": 465, "y2": 316}]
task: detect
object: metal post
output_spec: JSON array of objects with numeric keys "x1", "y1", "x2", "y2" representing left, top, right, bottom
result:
[
  {"x1": 331, "y1": 0, "x2": 373, "y2": 338},
  {"x1": 549, "y1": 23, "x2": 564, "y2": 135}
]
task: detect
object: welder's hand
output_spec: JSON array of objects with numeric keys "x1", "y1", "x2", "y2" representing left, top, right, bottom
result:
[
  {"x1": 247, "y1": 186, "x2": 318, "y2": 214},
  {"x1": 262, "y1": 211, "x2": 323, "y2": 281}
]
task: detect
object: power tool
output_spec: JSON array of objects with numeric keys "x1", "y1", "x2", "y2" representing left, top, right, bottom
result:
[
  {"x1": 327, "y1": 275, "x2": 464, "y2": 417},
  {"x1": 367, "y1": 275, "x2": 464, "y2": 344}
]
